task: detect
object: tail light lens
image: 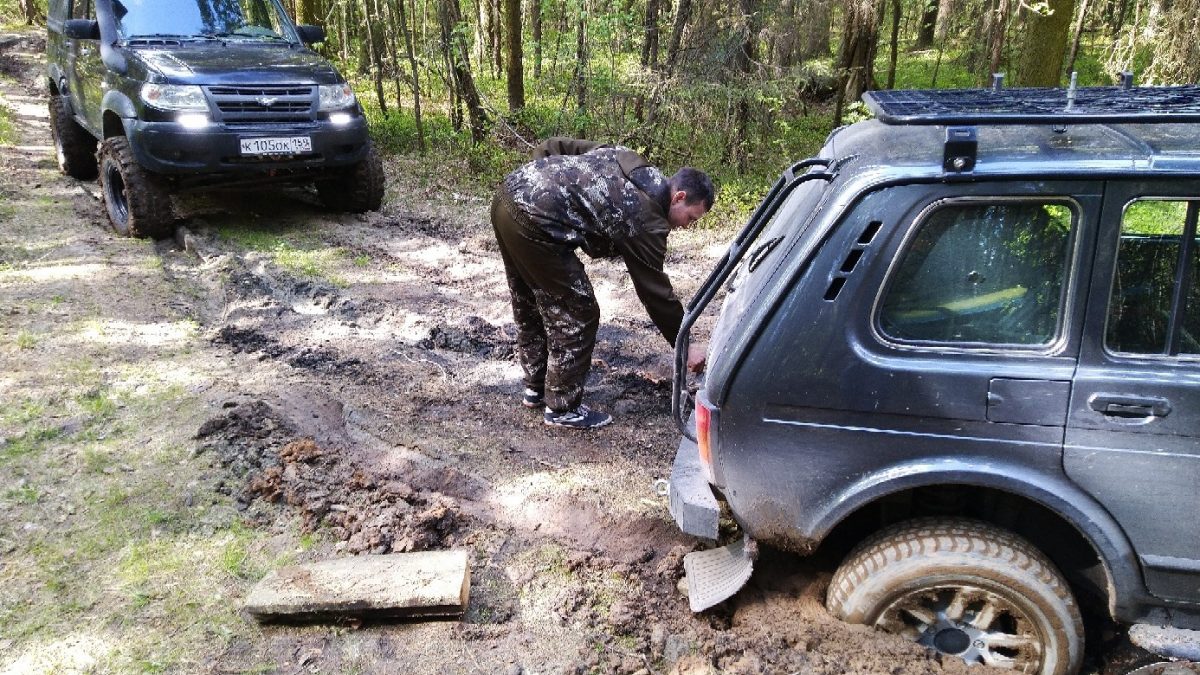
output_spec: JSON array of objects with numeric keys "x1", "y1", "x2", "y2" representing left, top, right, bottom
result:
[{"x1": 695, "y1": 394, "x2": 717, "y2": 483}]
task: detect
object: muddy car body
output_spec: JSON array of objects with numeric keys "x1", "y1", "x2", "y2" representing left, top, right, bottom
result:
[
  {"x1": 669, "y1": 86, "x2": 1200, "y2": 674},
  {"x1": 46, "y1": 0, "x2": 383, "y2": 238}
]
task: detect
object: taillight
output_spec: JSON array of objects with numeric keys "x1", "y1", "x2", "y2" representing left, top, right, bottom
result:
[{"x1": 695, "y1": 395, "x2": 716, "y2": 483}]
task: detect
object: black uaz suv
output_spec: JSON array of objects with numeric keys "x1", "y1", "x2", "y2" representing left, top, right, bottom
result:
[{"x1": 47, "y1": 0, "x2": 384, "y2": 238}]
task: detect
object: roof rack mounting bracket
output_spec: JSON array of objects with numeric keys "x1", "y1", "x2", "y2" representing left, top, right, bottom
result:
[{"x1": 943, "y1": 126, "x2": 977, "y2": 173}]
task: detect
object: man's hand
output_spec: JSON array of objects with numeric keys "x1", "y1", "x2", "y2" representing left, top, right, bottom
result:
[{"x1": 687, "y1": 342, "x2": 707, "y2": 373}]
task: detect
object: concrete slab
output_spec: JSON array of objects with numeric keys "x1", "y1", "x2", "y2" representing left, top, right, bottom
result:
[{"x1": 245, "y1": 550, "x2": 470, "y2": 621}]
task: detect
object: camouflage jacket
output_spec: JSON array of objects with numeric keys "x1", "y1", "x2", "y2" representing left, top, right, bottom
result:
[{"x1": 502, "y1": 137, "x2": 684, "y2": 345}]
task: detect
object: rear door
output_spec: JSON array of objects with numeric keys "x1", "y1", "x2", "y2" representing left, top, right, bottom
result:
[{"x1": 1066, "y1": 180, "x2": 1200, "y2": 604}]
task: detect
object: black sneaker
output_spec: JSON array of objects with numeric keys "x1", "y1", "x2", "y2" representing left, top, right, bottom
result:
[
  {"x1": 543, "y1": 404, "x2": 612, "y2": 429},
  {"x1": 522, "y1": 388, "x2": 544, "y2": 409}
]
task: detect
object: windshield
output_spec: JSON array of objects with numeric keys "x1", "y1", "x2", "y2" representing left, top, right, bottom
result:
[{"x1": 109, "y1": 0, "x2": 296, "y2": 41}]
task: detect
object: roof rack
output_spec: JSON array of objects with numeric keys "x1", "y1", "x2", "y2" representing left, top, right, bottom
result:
[{"x1": 864, "y1": 82, "x2": 1200, "y2": 125}]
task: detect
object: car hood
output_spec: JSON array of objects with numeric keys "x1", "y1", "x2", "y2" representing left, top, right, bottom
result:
[{"x1": 131, "y1": 43, "x2": 342, "y2": 86}]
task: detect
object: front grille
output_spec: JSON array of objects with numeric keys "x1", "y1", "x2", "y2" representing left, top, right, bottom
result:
[{"x1": 206, "y1": 85, "x2": 314, "y2": 123}]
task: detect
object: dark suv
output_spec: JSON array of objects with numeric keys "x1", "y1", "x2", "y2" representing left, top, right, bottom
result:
[
  {"x1": 669, "y1": 86, "x2": 1200, "y2": 674},
  {"x1": 46, "y1": 0, "x2": 384, "y2": 239}
]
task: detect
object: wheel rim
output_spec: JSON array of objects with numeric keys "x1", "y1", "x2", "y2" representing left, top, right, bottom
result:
[
  {"x1": 103, "y1": 160, "x2": 130, "y2": 232},
  {"x1": 873, "y1": 584, "x2": 1045, "y2": 672}
]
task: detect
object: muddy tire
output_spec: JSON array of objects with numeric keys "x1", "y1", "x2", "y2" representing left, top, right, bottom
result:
[
  {"x1": 827, "y1": 518, "x2": 1084, "y2": 675},
  {"x1": 316, "y1": 142, "x2": 384, "y2": 212},
  {"x1": 49, "y1": 95, "x2": 98, "y2": 180},
  {"x1": 98, "y1": 136, "x2": 174, "y2": 239}
]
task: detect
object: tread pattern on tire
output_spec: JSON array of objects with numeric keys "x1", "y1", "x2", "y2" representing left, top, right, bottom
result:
[
  {"x1": 99, "y1": 136, "x2": 174, "y2": 240},
  {"x1": 827, "y1": 517, "x2": 1084, "y2": 675},
  {"x1": 317, "y1": 142, "x2": 384, "y2": 213},
  {"x1": 49, "y1": 96, "x2": 98, "y2": 180},
  {"x1": 828, "y1": 518, "x2": 1078, "y2": 613}
]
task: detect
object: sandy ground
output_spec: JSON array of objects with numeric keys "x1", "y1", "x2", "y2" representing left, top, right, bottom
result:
[{"x1": 0, "y1": 30, "x2": 1079, "y2": 674}]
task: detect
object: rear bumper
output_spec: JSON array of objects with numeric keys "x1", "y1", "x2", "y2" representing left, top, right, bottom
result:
[
  {"x1": 669, "y1": 435, "x2": 720, "y2": 540},
  {"x1": 128, "y1": 118, "x2": 370, "y2": 175}
]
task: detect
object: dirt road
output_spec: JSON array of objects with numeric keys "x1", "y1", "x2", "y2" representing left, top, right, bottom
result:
[{"x1": 1, "y1": 31, "x2": 1006, "y2": 674}]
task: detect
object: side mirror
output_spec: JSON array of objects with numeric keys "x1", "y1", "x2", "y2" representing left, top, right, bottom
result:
[
  {"x1": 64, "y1": 19, "x2": 101, "y2": 40},
  {"x1": 295, "y1": 24, "x2": 325, "y2": 45}
]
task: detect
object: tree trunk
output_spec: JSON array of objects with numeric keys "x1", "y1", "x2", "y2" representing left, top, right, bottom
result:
[
  {"x1": 987, "y1": 0, "x2": 1010, "y2": 77},
  {"x1": 665, "y1": 0, "x2": 694, "y2": 72},
  {"x1": 772, "y1": 0, "x2": 798, "y2": 69},
  {"x1": 798, "y1": 0, "x2": 831, "y2": 60},
  {"x1": 492, "y1": 0, "x2": 504, "y2": 78},
  {"x1": 641, "y1": 0, "x2": 661, "y2": 67},
  {"x1": 1064, "y1": 0, "x2": 1090, "y2": 77},
  {"x1": 297, "y1": 0, "x2": 324, "y2": 26},
  {"x1": 572, "y1": 9, "x2": 588, "y2": 119},
  {"x1": 915, "y1": 0, "x2": 938, "y2": 48},
  {"x1": 838, "y1": 0, "x2": 885, "y2": 111},
  {"x1": 1014, "y1": 0, "x2": 1074, "y2": 85},
  {"x1": 362, "y1": 0, "x2": 389, "y2": 113},
  {"x1": 393, "y1": 0, "x2": 426, "y2": 151},
  {"x1": 886, "y1": 0, "x2": 901, "y2": 87},
  {"x1": 20, "y1": 0, "x2": 44, "y2": 24},
  {"x1": 532, "y1": 0, "x2": 543, "y2": 77},
  {"x1": 505, "y1": 0, "x2": 526, "y2": 109},
  {"x1": 934, "y1": 0, "x2": 955, "y2": 43},
  {"x1": 438, "y1": 0, "x2": 489, "y2": 141}
]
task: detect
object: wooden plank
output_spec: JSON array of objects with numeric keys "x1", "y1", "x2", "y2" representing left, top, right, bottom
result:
[{"x1": 245, "y1": 550, "x2": 469, "y2": 621}]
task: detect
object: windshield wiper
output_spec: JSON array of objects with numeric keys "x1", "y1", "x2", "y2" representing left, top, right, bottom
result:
[{"x1": 205, "y1": 31, "x2": 287, "y2": 41}]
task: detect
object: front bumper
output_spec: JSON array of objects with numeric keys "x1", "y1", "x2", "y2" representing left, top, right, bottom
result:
[
  {"x1": 128, "y1": 117, "x2": 371, "y2": 175},
  {"x1": 668, "y1": 434, "x2": 720, "y2": 540}
]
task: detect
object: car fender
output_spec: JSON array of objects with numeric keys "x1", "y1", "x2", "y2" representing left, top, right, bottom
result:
[
  {"x1": 100, "y1": 89, "x2": 138, "y2": 137},
  {"x1": 810, "y1": 457, "x2": 1142, "y2": 619}
]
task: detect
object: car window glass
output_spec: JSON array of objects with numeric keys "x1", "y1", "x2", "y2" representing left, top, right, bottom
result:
[
  {"x1": 1186, "y1": 228, "x2": 1200, "y2": 354},
  {"x1": 880, "y1": 201, "x2": 1073, "y2": 346},
  {"x1": 111, "y1": 0, "x2": 290, "y2": 40},
  {"x1": 1107, "y1": 200, "x2": 1200, "y2": 355},
  {"x1": 71, "y1": 0, "x2": 92, "y2": 20}
]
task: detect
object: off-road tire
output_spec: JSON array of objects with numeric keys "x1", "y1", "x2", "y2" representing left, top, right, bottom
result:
[
  {"x1": 98, "y1": 136, "x2": 174, "y2": 239},
  {"x1": 316, "y1": 142, "x2": 384, "y2": 212},
  {"x1": 827, "y1": 518, "x2": 1084, "y2": 675},
  {"x1": 49, "y1": 95, "x2": 98, "y2": 180}
]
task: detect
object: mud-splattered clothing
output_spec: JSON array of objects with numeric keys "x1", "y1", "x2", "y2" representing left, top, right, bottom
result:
[{"x1": 493, "y1": 137, "x2": 685, "y2": 412}]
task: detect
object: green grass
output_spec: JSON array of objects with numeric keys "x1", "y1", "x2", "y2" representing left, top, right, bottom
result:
[
  {"x1": 0, "y1": 102, "x2": 17, "y2": 145},
  {"x1": 15, "y1": 330, "x2": 37, "y2": 349},
  {"x1": 217, "y1": 222, "x2": 349, "y2": 286}
]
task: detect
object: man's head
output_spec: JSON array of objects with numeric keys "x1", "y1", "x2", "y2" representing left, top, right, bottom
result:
[{"x1": 667, "y1": 168, "x2": 715, "y2": 230}]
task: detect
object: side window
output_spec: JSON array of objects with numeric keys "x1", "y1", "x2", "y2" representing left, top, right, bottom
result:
[
  {"x1": 879, "y1": 201, "x2": 1074, "y2": 347},
  {"x1": 1106, "y1": 200, "x2": 1200, "y2": 355}
]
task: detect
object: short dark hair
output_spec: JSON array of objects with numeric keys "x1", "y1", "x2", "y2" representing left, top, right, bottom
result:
[{"x1": 670, "y1": 167, "x2": 716, "y2": 211}]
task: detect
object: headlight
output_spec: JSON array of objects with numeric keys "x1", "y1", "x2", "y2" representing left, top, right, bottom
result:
[
  {"x1": 318, "y1": 83, "x2": 356, "y2": 111},
  {"x1": 141, "y1": 84, "x2": 207, "y2": 112}
]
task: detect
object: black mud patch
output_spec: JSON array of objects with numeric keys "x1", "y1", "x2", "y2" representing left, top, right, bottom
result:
[
  {"x1": 213, "y1": 326, "x2": 376, "y2": 382},
  {"x1": 214, "y1": 325, "x2": 287, "y2": 358},
  {"x1": 417, "y1": 315, "x2": 515, "y2": 359}
]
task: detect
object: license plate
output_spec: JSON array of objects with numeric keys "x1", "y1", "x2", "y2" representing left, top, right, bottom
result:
[{"x1": 239, "y1": 136, "x2": 312, "y2": 156}]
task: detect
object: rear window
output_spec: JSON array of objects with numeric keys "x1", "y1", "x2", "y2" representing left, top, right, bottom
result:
[
  {"x1": 879, "y1": 200, "x2": 1075, "y2": 347},
  {"x1": 1106, "y1": 199, "x2": 1200, "y2": 356}
]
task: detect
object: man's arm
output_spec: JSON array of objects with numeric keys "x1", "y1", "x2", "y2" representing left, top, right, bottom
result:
[
  {"x1": 614, "y1": 226, "x2": 684, "y2": 346},
  {"x1": 532, "y1": 137, "x2": 607, "y2": 159}
]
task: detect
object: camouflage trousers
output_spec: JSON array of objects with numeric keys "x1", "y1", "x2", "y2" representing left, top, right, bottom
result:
[{"x1": 491, "y1": 189, "x2": 599, "y2": 412}]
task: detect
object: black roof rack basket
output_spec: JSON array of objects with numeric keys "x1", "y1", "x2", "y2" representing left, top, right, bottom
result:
[{"x1": 864, "y1": 84, "x2": 1200, "y2": 125}]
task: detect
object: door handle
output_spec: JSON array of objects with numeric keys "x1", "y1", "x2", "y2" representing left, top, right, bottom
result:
[{"x1": 1088, "y1": 393, "x2": 1171, "y2": 419}]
